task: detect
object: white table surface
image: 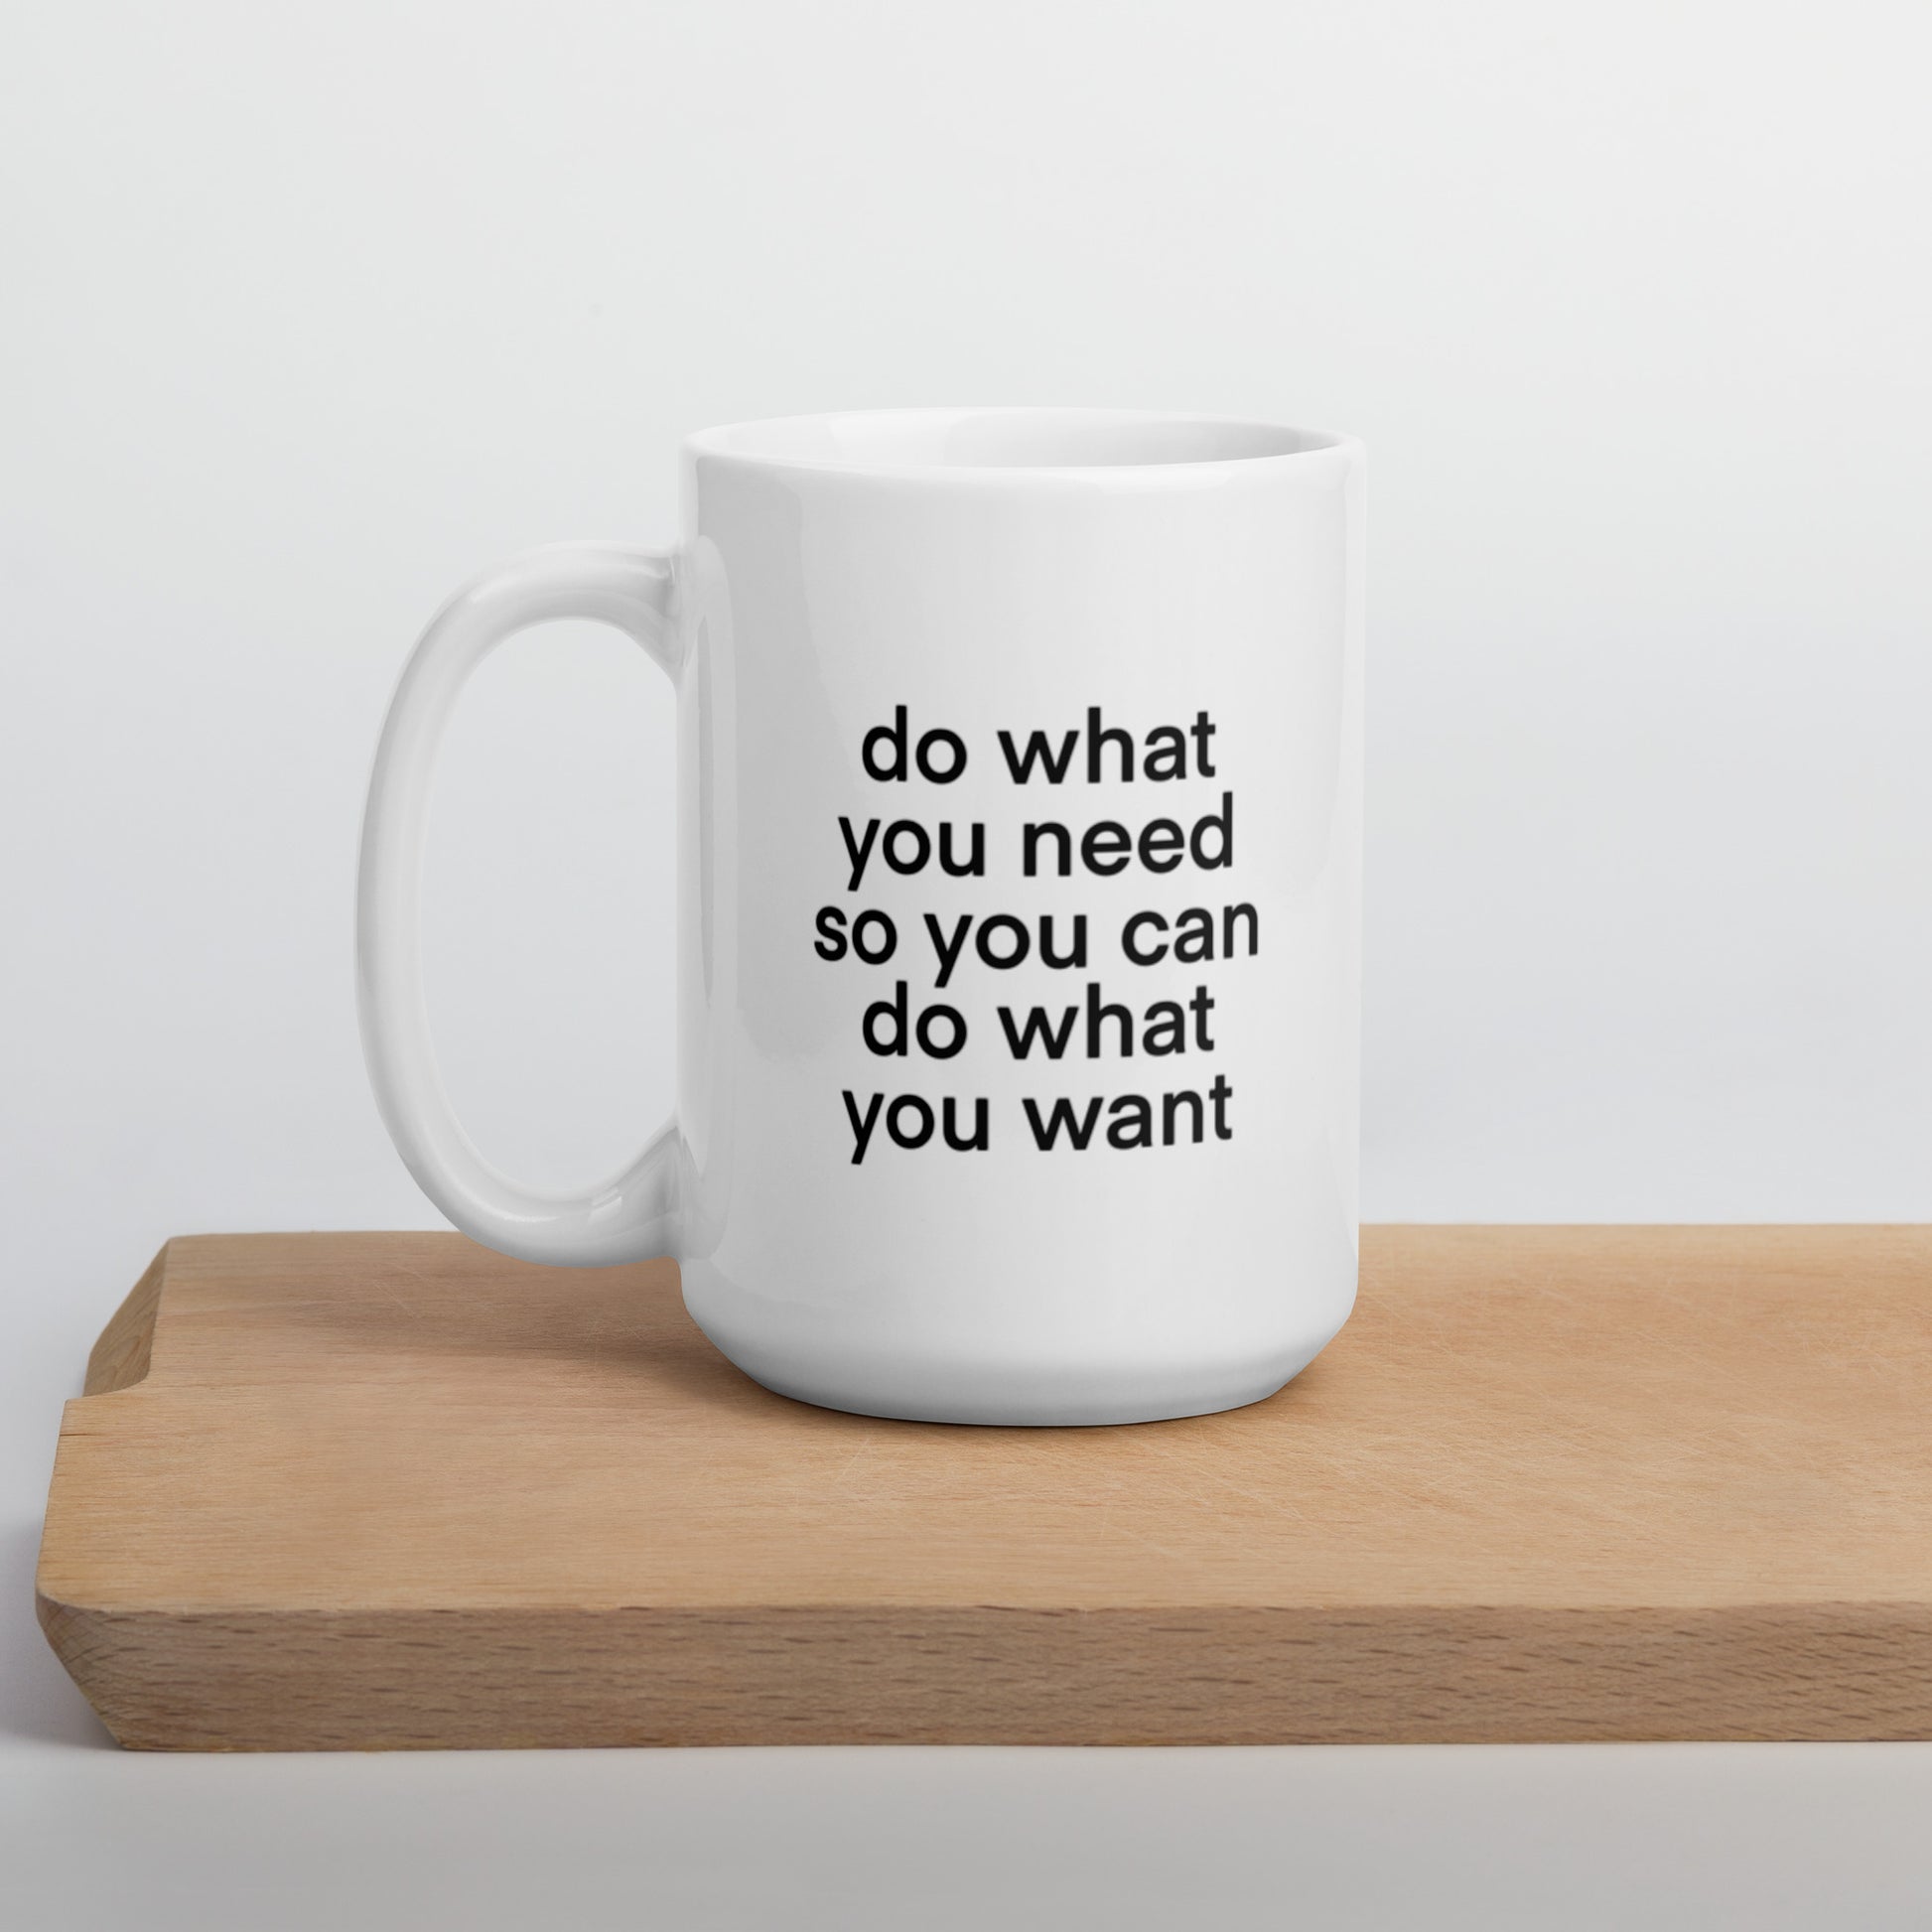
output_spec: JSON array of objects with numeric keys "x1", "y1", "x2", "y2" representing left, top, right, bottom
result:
[{"x1": 10, "y1": 1641, "x2": 1932, "y2": 1930}]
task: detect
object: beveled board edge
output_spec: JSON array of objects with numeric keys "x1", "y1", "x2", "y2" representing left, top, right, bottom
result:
[{"x1": 37, "y1": 1599, "x2": 1932, "y2": 1751}]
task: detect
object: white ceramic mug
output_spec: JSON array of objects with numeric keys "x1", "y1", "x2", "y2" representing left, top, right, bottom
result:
[{"x1": 358, "y1": 408, "x2": 1363, "y2": 1425}]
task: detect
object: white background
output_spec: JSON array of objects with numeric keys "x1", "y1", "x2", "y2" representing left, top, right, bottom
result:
[{"x1": 4, "y1": 1, "x2": 1930, "y2": 1924}]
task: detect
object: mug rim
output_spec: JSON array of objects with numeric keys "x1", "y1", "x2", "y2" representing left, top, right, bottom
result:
[{"x1": 684, "y1": 406, "x2": 1359, "y2": 481}]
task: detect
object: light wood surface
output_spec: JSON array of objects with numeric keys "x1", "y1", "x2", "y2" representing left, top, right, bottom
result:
[{"x1": 36, "y1": 1227, "x2": 1932, "y2": 1749}]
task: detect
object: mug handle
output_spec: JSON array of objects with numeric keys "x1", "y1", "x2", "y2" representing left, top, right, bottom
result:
[{"x1": 356, "y1": 543, "x2": 684, "y2": 1267}]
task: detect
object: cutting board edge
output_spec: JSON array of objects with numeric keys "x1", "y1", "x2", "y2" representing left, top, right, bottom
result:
[
  {"x1": 40, "y1": 1227, "x2": 1932, "y2": 1751},
  {"x1": 37, "y1": 1592, "x2": 1932, "y2": 1751}
]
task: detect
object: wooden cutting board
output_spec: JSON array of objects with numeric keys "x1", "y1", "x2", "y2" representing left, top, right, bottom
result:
[{"x1": 36, "y1": 1227, "x2": 1932, "y2": 1750}]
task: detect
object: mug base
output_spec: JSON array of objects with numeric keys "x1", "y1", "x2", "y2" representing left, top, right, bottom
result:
[{"x1": 689, "y1": 1312, "x2": 1347, "y2": 1428}]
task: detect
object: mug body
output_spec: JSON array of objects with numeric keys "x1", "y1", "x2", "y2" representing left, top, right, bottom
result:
[{"x1": 671, "y1": 409, "x2": 1363, "y2": 1425}]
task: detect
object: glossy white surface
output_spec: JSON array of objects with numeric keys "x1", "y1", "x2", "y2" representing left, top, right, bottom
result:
[
  {"x1": 358, "y1": 412, "x2": 1365, "y2": 1422},
  {"x1": 357, "y1": 544, "x2": 684, "y2": 1268}
]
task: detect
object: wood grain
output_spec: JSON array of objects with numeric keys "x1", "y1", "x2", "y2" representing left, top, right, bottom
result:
[{"x1": 36, "y1": 1227, "x2": 1932, "y2": 1749}]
